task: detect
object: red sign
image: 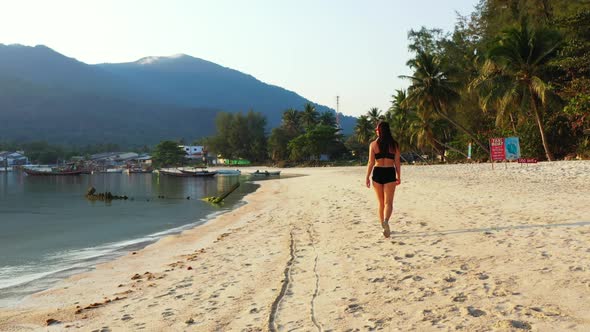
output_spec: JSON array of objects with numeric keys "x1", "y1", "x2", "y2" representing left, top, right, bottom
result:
[
  {"x1": 489, "y1": 138, "x2": 505, "y2": 161},
  {"x1": 518, "y1": 158, "x2": 538, "y2": 163}
]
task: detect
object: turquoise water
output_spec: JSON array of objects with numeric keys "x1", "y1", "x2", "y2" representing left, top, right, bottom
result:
[{"x1": 0, "y1": 171, "x2": 258, "y2": 306}]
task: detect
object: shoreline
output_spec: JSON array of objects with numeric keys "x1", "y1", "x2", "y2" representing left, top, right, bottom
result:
[
  {"x1": 1, "y1": 163, "x2": 589, "y2": 331},
  {"x1": 0, "y1": 173, "x2": 259, "y2": 309},
  {"x1": 0, "y1": 201, "x2": 244, "y2": 308}
]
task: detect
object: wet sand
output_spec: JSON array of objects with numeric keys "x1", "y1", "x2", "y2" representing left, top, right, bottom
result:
[{"x1": 1, "y1": 162, "x2": 589, "y2": 331}]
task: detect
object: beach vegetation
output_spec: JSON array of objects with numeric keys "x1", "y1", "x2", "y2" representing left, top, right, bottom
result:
[
  {"x1": 151, "y1": 140, "x2": 186, "y2": 167},
  {"x1": 288, "y1": 125, "x2": 346, "y2": 161},
  {"x1": 207, "y1": 110, "x2": 268, "y2": 163},
  {"x1": 301, "y1": 103, "x2": 320, "y2": 130},
  {"x1": 367, "y1": 107, "x2": 384, "y2": 125},
  {"x1": 371, "y1": 0, "x2": 590, "y2": 162}
]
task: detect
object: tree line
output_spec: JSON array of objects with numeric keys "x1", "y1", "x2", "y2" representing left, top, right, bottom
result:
[
  {"x1": 352, "y1": 0, "x2": 589, "y2": 162},
  {"x1": 196, "y1": 105, "x2": 348, "y2": 165}
]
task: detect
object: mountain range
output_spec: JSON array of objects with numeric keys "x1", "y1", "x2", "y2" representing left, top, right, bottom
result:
[{"x1": 0, "y1": 44, "x2": 355, "y2": 146}]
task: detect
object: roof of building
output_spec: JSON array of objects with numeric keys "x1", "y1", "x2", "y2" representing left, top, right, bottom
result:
[{"x1": 0, "y1": 151, "x2": 26, "y2": 158}]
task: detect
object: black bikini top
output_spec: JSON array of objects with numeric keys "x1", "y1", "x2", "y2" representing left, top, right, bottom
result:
[{"x1": 375, "y1": 150, "x2": 395, "y2": 159}]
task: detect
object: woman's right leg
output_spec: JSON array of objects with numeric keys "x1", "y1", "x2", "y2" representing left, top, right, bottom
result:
[{"x1": 372, "y1": 181, "x2": 385, "y2": 224}]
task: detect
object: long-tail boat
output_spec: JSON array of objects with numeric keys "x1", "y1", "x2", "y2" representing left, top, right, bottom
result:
[
  {"x1": 24, "y1": 168, "x2": 83, "y2": 176},
  {"x1": 179, "y1": 168, "x2": 217, "y2": 177}
]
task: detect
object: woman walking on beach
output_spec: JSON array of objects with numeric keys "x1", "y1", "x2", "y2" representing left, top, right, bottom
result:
[{"x1": 365, "y1": 121, "x2": 401, "y2": 238}]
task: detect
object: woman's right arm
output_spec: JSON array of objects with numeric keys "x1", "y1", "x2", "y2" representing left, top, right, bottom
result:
[
  {"x1": 395, "y1": 146, "x2": 401, "y2": 185},
  {"x1": 365, "y1": 142, "x2": 375, "y2": 188}
]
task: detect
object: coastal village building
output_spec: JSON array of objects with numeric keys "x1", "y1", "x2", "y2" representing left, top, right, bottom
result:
[
  {"x1": 0, "y1": 151, "x2": 29, "y2": 166},
  {"x1": 179, "y1": 145, "x2": 205, "y2": 160},
  {"x1": 90, "y1": 152, "x2": 146, "y2": 166}
]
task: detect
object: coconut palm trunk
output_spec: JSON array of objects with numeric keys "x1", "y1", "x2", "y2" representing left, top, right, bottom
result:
[
  {"x1": 432, "y1": 137, "x2": 469, "y2": 158},
  {"x1": 432, "y1": 102, "x2": 490, "y2": 154},
  {"x1": 530, "y1": 92, "x2": 554, "y2": 161}
]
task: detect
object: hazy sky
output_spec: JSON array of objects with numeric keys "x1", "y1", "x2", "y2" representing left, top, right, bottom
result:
[{"x1": 0, "y1": 0, "x2": 478, "y2": 117}]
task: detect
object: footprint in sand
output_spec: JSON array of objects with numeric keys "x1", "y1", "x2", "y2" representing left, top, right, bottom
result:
[
  {"x1": 466, "y1": 306, "x2": 486, "y2": 317},
  {"x1": 444, "y1": 276, "x2": 456, "y2": 283},
  {"x1": 495, "y1": 320, "x2": 532, "y2": 330},
  {"x1": 452, "y1": 293, "x2": 467, "y2": 302}
]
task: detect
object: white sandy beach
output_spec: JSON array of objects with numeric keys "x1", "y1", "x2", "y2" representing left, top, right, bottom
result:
[{"x1": 1, "y1": 161, "x2": 589, "y2": 331}]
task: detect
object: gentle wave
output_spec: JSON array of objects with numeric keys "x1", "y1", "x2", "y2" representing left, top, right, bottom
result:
[{"x1": 0, "y1": 203, "x2": 242, "y2": 306}]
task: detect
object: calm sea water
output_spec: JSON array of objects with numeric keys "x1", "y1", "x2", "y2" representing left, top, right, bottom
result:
[{"x1": 0, "y1": 171, "x2": 258, "y2": 306}]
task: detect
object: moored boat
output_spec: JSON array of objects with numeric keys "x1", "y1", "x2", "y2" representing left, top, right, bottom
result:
[
  {"x1": 126, "y1": 168, "x2": 153, "y2": 174},
  {"x1": 158, "y1": 169, "x2": 194, "y2": 177},
  {"x1": 93, "y1": 168, "x2": 123, "y2": 174},
  {"x1": 179, "y1": 168, "x2": 217, "y2": 177},
  {"x1": 215, "y1": 169, "x2": 241, "y2": 175},
  {"x1": 249, "y1": 170, "x2": 281, "y2": 176},
  {"x1": 24, "y1": 168, "x2": 83, "y2": 176}
]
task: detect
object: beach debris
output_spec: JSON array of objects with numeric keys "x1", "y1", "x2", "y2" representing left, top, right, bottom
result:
[
  {"x1": 203, "y1": 182, "x2": 240, "y2": 205},
  {"x1": 185, "y1": 318, "x2": 195, "y2": 325},
  {"x1": 85, "y1": 186, "x2": 128, "y2": 201}
]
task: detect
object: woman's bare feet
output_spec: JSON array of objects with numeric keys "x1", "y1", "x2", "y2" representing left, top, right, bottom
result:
[{"x1": 382, "y1": 220, "x2": 391, "y2": 238}]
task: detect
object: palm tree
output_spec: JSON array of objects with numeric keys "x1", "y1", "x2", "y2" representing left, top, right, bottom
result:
[
  {"x1": 367, "y1": 107, "x2": 384, "y2": 125},
  {"x1": 318, "y1": 111, "x2": 337, "y2": 127},
  {"x1": 400, "y1": 50, "x2": 490, "y2": 154},
  {"x1": 282, "y1": 108, "x2": 301, "y2": 136},
  {"x1": 471, "y1": 20, "x2": 561, "y2": 160},
  {"x1": 408, "y1": 111, "x2": 438, "y2": 157},
  {"x1": 354, "y1": 115, "x2": 373, "y2": 145},
  {"x1": 388, "y1": 90, "x2": 415, "y2": 150},
  {"x1": 301, "y1": 103, "x2": 319, "y2": 129}
]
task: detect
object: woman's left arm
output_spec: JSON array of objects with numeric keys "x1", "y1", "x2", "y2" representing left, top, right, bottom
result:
[{"x1": 395, "y1": 147, "x2": 401, "y2": 185}]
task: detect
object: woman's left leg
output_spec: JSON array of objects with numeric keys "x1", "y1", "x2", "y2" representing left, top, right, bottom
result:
[{"x1": 372, "y1": 181, "x2": 385, "y2": 224}]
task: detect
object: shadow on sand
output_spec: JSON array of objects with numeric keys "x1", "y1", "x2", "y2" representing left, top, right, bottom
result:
[{"x1": 393, "y1": 221, "x2": 590, "y2": 238}]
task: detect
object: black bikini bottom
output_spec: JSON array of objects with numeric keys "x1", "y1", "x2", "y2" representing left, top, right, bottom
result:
[{"x1": 372, "y1": 166, "x2": 396, "y2": 185}]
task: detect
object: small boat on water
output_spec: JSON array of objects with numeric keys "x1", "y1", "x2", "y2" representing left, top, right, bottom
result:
[
  {"x1": 215, "y1": 169, "x2": 241, "y2": 175},
  {"x1": 126, "y1": 168, "x2": 153, "y2": 174},
  {"x1": 24, "y1": 168, "x2": 83, "y2": 176},
  {"x1": 158, "y1": 169, "x2": 195, "y2": 177},
  {"x1": 0, "y1": 167, "x2": 13, "y2": 172},
  {"x1": 249, "y1": 170, "x2": 281, "y2": 176},
  {"x1": 179, "y1": 168, "x2": 217, "y2": 177},
  {"x1": 93, "y1": 168, "x2": 123, "y2": 174},
  {"x1": 158, "y1": 168, "x2": 200, "y2": 178}
]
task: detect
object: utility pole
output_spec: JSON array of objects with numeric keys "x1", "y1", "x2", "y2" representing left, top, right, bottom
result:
[{"x1": 336, "y1": 96, "x2": 342, "y2": 131}]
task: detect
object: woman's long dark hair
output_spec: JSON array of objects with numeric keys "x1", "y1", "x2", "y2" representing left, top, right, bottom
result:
[{"x1": 376, "y1": 121, "x2": 399, "y2": 154}]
